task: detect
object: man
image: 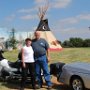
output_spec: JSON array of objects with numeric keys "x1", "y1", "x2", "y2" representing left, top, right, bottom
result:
[{"x1": 32, "y1": 31, "x2": 53, "y2": 89}]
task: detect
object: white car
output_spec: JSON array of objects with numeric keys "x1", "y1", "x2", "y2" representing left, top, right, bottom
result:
[
  {"x1": 50, "y1": 62, "x2": 90, "y2": 90},
  {"x1": 58, "y1": 62, "x2": 90, "y2": 90}
]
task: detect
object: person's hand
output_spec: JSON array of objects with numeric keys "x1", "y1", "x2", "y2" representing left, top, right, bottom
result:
[
  {"x1": 47, "y1": 56, "x2": 50, "y2": 63},
  {"x1": 22, "y1": 62, "x2": 26, "y2": 68}
]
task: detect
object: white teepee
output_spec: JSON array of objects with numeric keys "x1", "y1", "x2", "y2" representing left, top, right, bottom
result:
[{"x1": 35, "y1": 0, "x2": 62, "y2": 51}]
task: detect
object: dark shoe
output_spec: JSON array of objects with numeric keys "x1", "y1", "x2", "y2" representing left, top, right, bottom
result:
[
  {"x1": 32, "y1": 88, "x2": 36, "y2": 90},
  {"x1": 19, "y1": 87, "x2": 24, "y2": 90},
  {"x1": 47, "y1": 86, "x2": 52, "y2": 89},
  {"x1": 35, "y1": 84, "x2": 42, "y2": 89},
  {"x1": 47, "y1": 84, "x2": 53, "y2": 89}
]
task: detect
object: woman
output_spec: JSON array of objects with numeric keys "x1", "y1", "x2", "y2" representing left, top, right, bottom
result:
[{"x1": 20, "y1": 38, "x2": 36, "y2": 90}]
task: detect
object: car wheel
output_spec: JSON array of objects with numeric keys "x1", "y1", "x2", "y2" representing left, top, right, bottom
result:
[{"x1": 71, "y1": 77, "x2": 84, "y2": 90}]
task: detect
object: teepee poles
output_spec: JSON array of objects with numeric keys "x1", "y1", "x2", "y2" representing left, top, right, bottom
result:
[{"x1": 38, "y1": 0, "x2": 49, "y2": 20}]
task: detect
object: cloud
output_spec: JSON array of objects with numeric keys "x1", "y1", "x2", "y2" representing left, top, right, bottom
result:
[
  {"x1": 35, "y1": 0, "x2": 72, "y2": 9},
  {"x1": 51, "y1": 0, "x2": 72, "y2": 8},
  {"x1": 60, "y1": 17, "x2": 78, "y2": 25},
  {"x1": 59, "y1": 13, "x2": 90, "y2": 25},
  {"x1": 52, "y1": 26, "x2": 90, "y2": 36},
  {"x1": 5, "y1": 14, "x2": 15, "y2": 21},
  {"x1": 20, "y1": 14, "x2": 37, "y2": 20},
  {"x1": 62, "y1": 27, "x2": 75, "y2": 32},
  {"x1": 51, "y1": 13, "x2": 90, "y2": 36},
  {"x1": 77, "y1": 13, "x2": 90, "y2": 20},
  {"x1": 18, "y1": 0, "x2": 50, "y2": 20},
  {"x1": 35, "y1": 0, "x2": 49, "y2": 11},
  {"x1": 35, "y1": 0, "x2": 44, "y2": 3},
  {"x1": 62, "y1": 27, "x2": 90, "y2": 34},
  {"x1": 18, "y1": 7, "x2": 37, "y2": 13},
  {"x1": 17, "y1": 0, "x2": 72, "y2": 21}
]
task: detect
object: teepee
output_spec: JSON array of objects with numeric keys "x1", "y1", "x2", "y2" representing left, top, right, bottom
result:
[{"x1": 36, "y1": 0, "x2": 62, "y2": 51}]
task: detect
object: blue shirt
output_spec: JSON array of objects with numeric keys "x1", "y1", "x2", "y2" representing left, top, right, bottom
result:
[{"x1": 32, "y1": 38, "x2": 49, "y2": 58}]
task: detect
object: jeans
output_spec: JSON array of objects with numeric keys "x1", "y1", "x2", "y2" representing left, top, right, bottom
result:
[{"x1": 35, "y1": 55, "x2": 52, "y2": 86}]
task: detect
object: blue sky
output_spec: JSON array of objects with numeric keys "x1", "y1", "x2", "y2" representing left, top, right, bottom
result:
[{"x1": 0, "y1": 0, "x2": 90, "y2": 41}]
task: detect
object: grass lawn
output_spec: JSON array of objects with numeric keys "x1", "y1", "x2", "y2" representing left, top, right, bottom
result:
[
  {"x1": 3, "y1": 48, "x2": 90, "y2": 63},
  {"x1": 50, "y1": 48, "x2": 90, "y2": 63},
  {"x1": 0, "y1": 48, "x2": 90, "y2": 90}
]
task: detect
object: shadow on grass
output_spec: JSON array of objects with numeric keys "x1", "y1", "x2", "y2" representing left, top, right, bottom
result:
[
  {"x1": 0, "y1": 79, "x2": 20, "y2": 89},
  {"x1": 0, "y1": 78, "x2": 33, "y2": 89},
  {"x1": 1, "y1": 78, "x2": 89, "y2": 90},
  {"x1": 0, "y1": 78, "x2": 71, "y2": 90}
]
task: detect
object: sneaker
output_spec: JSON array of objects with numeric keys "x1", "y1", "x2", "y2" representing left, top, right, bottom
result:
[
  {"x1": 19, "y1": 87, "x2": 24, "y2": 90},
  {"x1": 35, "y1": 84, "x2": 42, "y2": 89},
  {"x1": 32, "y1": 88, "x2": 36, "y2": 90},
  {"x1": 47, "y1": 84, "x2": 53, "y2": 89},
  {"x1": 47, "y1": 86, "x2": 52, "y2": 89}
]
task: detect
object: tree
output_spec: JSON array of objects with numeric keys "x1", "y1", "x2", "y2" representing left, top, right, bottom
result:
[
  {"x1": 9, "y1": 28, "x2": 17, "y2": 49},
  {"x1": 83, "y1": 39, "x2": 90, "y2": 47},
  {"x1": 63, "y1": 40, "x2": 73, "y2": 47},
  {"x1": 69, "y1": 37, "x2": 83, "y2": 47}
]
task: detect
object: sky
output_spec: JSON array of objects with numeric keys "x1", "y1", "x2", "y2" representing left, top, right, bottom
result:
[{"x1": 0, "y1": 0, "x2": 90, "y2": 42}]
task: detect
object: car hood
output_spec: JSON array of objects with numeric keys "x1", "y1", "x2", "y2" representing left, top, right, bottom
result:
[{"x1": 63, "y1": 62, "x2": 90, "y2": 74}]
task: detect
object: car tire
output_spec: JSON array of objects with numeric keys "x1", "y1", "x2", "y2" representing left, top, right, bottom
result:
[{"x1": 70, "y1": 77, "x2": 84, "y2": 90}]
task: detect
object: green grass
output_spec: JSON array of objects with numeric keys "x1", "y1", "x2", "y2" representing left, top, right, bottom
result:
[
  {"x1": 3, "y1": 48, "x2": 90, "y2": 63},
  {"x1": 50, "y1": 48, "x2": 90, "y2": 63},
  {"x1": 3, "y1": 49, "x2": 18, "y2": 62},
  {"x1": 0, "y1": 48, "x2": 90, "y2": 90}
]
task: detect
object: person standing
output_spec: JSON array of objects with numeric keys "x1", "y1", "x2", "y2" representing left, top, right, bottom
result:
[
  {"x1": 20, "y1": 38, "x2": 36, "y2": 90},
  {"x1": 32, "y1": 31, "x2": 53, "y2": 89}
]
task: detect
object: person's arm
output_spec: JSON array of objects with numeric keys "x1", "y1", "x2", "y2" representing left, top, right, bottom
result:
[
  {"x1": 21, "y1": 48, "x2": 26, "y2": 68},
  {"x1": 46, "y1": 48, "x2": 50, "y2": 63},
  {"x1": 44, "y1": 39, "x2": 50, "y2": 63}
]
